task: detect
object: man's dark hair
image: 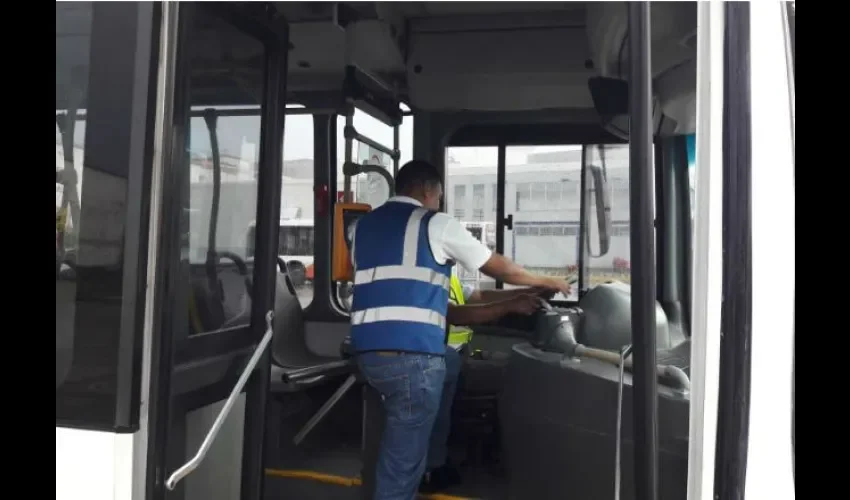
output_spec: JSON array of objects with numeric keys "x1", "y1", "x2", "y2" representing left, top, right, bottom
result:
[{"x1": 394, "y1": 160, "x2": 442, "y2": 195}]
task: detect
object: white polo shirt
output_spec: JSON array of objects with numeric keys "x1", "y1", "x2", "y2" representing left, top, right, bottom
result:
[{"x1": 348, "y1": 196, "x2": 493, "y2": 274}]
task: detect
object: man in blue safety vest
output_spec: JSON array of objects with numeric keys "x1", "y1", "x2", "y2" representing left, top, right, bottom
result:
[{"x1": 349, "y1": 159, "x2": 571, "y2": 499}]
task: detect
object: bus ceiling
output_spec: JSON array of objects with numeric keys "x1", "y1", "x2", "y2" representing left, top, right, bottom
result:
[
  {"x1": 57, "y1": 2, "x2": 699, "y2": 139},
  {"x1": 277, "y1": 1, "x2": 697, "y2": 136}
]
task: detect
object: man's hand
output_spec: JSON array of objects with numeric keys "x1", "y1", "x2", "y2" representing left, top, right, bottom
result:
[
  {"x1": 508, "y1": 294, "x2": 545, "y2": 315},
  {"x1": 536, "y1": 277, "x2": 572, "y2": 296}
]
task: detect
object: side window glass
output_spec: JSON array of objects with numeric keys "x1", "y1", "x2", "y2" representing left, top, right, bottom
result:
[
  {"x1": 443, "y1": 144, "x2": 640, "y2": 301},
  {"x1": 56, "y1": 2, "x2": 153, "y2": 429},
  {"x1": 503, "y1": 145, "x2": 629, "y2": 302},
  {"x1": 279, "y1": 105, "x2": 314, "y2": 308},
  {"x1": 179, "y1": 10, "x2": 265, "y2": 336},
  {"x1": 57, "y1": 5, "x2": 93, "y2": 394},
  {"x1": 335, "y1": 111, "x2": 400, "y2": 209}
]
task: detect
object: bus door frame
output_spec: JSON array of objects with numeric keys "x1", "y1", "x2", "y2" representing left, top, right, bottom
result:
[{"x1": 144, "y1": 3, "x2": 289, "y2": 500}]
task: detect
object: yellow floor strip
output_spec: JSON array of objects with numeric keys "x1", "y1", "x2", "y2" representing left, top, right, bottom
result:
[
  {"x1": 265, "y1": 468, "x2": 362, "y2": 487},
  {"x1": 264, "y1": 468, "x2": 476, "y2": 500}
]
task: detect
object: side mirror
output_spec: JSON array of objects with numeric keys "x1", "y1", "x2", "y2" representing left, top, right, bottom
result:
[{"x1": 587, "y1": 164, "x2": 612, "y2": 257}]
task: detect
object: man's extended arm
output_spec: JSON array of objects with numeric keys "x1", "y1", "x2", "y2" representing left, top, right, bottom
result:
[
  {"x1": 439, "y1": 216, "x2": 571, "y2": 296},
  {"x1": 447, "y1": 294, "x2": 542, "y2": 325},
  {"x1": 468, "y1": 287, "x2": 549, "y2": 304},
  {"x1": 478, "y1": 253, "x2": 570, "y2": 294}
]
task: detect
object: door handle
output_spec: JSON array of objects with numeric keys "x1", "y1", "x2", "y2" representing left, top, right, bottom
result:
[{"x1": 165, "y1": 311, "x2": 275, "y2": 491}]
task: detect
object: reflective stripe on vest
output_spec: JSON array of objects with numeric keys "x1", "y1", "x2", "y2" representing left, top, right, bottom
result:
[
  {"x1": 355, "y1": 265, "x2": 451, "y2": 289},
  {"x1": 350, "y1": 203, "x2": 452, "y2": 354},
  {"x1": 351, "y1": 306, "x2": 447, "y2": 329},
  {"x1": 448, "y1": 275, "x2": 474, "y2": 344}
]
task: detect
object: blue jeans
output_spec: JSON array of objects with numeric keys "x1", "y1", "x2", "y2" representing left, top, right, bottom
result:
[{"x1": 357, "y1": 346, "x2": 461, "y2": 500}]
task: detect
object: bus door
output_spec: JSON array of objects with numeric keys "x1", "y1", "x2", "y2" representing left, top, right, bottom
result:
[{"x1": 146, "y1": 4, "x2": 288, "y2": 500}]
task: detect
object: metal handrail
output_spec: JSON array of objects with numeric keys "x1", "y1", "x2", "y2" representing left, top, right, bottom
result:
[
  {"x1": 615, "y1": 343, "x2": 634, "y2": 500},
  {"x1": 342, "y1": 162, "x2": 395, "y2": 198},
  {"x1": 165, "y1": 311, "x2": 275, "y2": 490},
  {"x1": 344, "y1": 125, "x2": 400, "y2": 161}
]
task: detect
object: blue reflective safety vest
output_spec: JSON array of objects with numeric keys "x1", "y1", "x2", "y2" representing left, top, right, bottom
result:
[{"x1": 350, "y1": 201, "x2": 452, "y2": 355}]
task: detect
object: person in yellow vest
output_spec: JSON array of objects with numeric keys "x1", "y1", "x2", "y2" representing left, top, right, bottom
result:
[
  {"x1": 446, "y1": 272, "x2": 554, "y2": 345},
  {"x1": 418, "y1": 272, "x2": 552, "y2": 492}
]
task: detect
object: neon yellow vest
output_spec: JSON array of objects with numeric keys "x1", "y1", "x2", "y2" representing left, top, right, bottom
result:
[{"x1": 448, "y1": 275, "x2": 474, "y2": 345}]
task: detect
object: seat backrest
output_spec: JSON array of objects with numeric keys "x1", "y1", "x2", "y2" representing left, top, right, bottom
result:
[
  {"x1": 189, "y1": 263, "x2": 252, "y2": 334},
  {"x1": 270, "y1": 272, "x2": 313, "y2": 367},
  {"x1": 189, "y1": 262, "x2": 317, "y2": 367}
]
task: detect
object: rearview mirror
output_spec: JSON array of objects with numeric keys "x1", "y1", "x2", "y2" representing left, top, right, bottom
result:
[{"x1": 586, "y1": 164, "x2": 612, "y2": 257}]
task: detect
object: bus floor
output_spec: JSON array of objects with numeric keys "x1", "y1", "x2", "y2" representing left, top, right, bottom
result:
[{"x1": 263, "y1": 379, "x2": 509, "y2": 500}]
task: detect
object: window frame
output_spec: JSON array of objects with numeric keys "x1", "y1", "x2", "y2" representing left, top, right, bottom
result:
[{"x1": 444, "y1": 137, "x2": 630, "y2": 303}]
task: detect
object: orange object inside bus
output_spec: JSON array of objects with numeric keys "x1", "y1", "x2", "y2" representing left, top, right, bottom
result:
[{"x1": 332, "y1": 202, "x2": 372, "y2": 282}]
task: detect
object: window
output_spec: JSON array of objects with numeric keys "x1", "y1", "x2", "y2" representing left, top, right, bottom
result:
[
  {"x1": 335, "y1": 110, "x2": 408, "y2": 209},
  {"x1": 168, "y1": 11, "x2": 267, "y2": 340},
  {"x1": 531, "y1": 183, "x2": 546, "y2": 207},
  {"x1": 334, "y1": 111, "x2": 413, "y2": 310},
  {"x1": 611, "y1": 176, "x2": 629, "y2": 198},
  {"x1": 516, "y1": 183, "x2": 529, "y2": 211},
  {"x1": 472, "y1": 184, "x2": 485, "y2": 221},
  {"x1": 546, "y1": 183, "x2": 562, "y2": 204},
  {"x1": 444, "y1": 144, "x2": 639, "y2": 299},
  {"x1": 504, "y1": 145, "x2": 584, "y2": 300},
  {"x1": 446, "y1": 147, "x2": 497, "y2": 289},
  {"x1": 453, "y1": 185, "x2": 467, "y2": 218},
  {"x1": 56, "y1": 2, "x2": 155, "y2": 430},
  {"x1": 281, "y1": 105, "x2": 314, "y2": 307}
]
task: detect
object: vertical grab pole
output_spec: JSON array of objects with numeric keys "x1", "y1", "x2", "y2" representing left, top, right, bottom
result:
[
  {"x1": 343, "y1": 25, "x2": 354, "y2": 203},
  {"x1": 240, "y1": 8, "x2": 289, "y2": 499},
  {"x1": 615, "y1": 344, "x2": 635, "y2": 500},
  {"x1": 393, "y1": 120, "x2": 400, "y2": 177},
  {"x1": 343, "y1": 109, "x2": 354, "y2": 202},
  {"x1": 627, "y1": 3, "x2": 659, "y2": 500}
]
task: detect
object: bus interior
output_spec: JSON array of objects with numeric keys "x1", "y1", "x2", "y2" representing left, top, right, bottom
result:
[{"x1": 55, "y1": 2, "x2": 789, "y2": 500}]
